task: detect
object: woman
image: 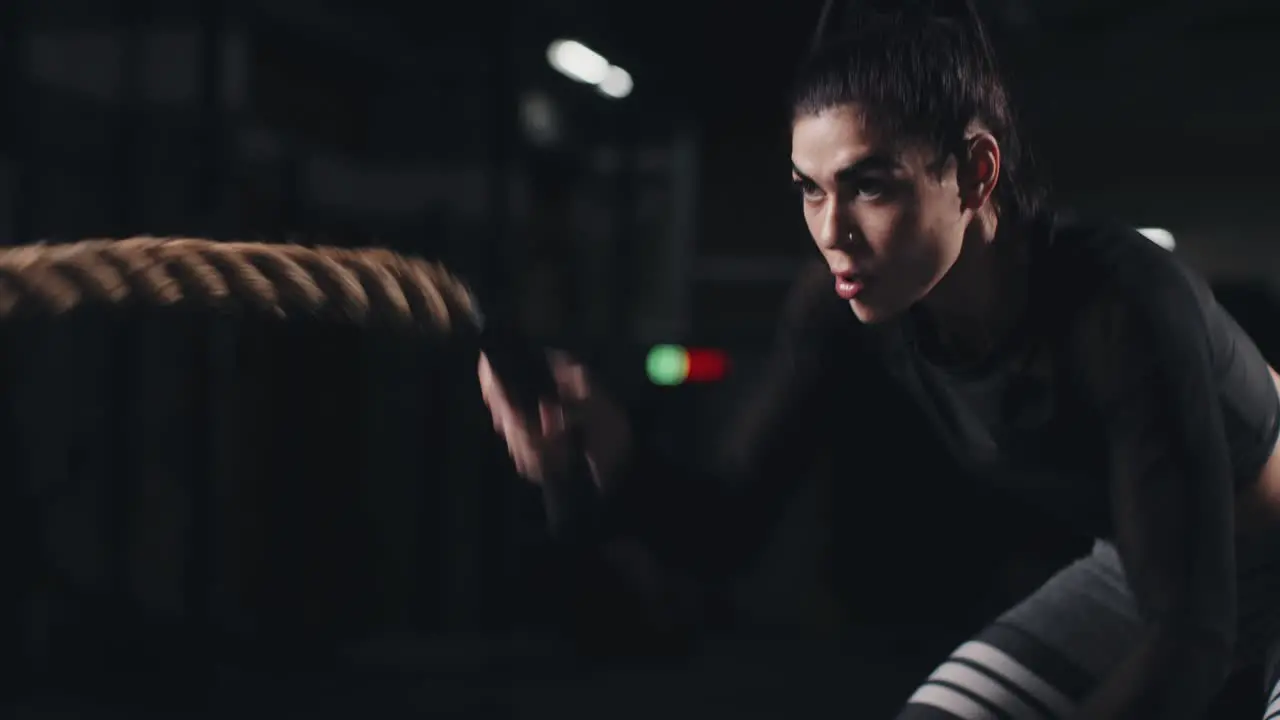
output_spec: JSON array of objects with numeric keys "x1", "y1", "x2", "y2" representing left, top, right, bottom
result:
[{"x1": 479, "y1": 1, "x2": 1280, "y2": 717}]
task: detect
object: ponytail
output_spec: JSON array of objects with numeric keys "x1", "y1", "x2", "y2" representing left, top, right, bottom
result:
[{"x1": 809, "y1": 0, "x2": 997, "y2": 73}]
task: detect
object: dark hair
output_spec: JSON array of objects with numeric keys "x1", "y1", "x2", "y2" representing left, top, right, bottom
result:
[{"x1": 792, "y1": 0, "x2": 1047, "y2": 225}]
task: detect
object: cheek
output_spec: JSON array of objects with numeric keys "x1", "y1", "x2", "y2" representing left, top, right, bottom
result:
[
  {"x1": 886, "y1": 190, "x2": 960, "y2": 267},
  {"x1": 855, "y1": 202, "x2": 912, "y2": 259},
  {"x1": 860, "y1": 207, "x2": 901, "y2": 254},
  {"x1": 862, "y1": 197, "x2": 955, "y2": 295},
  {"x1": 916, "y1": 195, "x2": 967, "y2": 265},
  {"x1": 803, "y1": 205, "x2": 823, "y2": 242}
]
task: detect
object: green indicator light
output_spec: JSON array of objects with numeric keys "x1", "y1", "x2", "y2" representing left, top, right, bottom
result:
[{"x1": 646, "y1": 344, "x2": 689, "y2": 386}]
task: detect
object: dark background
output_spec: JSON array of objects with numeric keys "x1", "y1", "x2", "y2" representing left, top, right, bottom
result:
[{"x1": 2, "y1": 0, "x2": 1280, "y2": 716}]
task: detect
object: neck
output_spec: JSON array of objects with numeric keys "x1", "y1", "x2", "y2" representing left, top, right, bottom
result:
[{"x1": 915, "y1": 211, "x2": 1029, "y2": 365}]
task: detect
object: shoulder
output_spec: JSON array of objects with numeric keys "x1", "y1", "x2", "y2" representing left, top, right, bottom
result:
[
  {"x1": 1042, "y1": 215, "x2": 1218, "y2": 396},
  {"x1": 1044, "y1": 214, "x2": 1214, "y2": 347}
]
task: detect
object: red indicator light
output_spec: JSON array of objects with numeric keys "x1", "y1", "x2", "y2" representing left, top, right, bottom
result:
[{"x1": 685, "y1": 348, "x2": 729, "y2": 383}]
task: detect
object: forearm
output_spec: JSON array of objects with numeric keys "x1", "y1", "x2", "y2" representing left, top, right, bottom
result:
[{"x1": 1071, "y1": 628, "x2": 1231, "y2": 720}]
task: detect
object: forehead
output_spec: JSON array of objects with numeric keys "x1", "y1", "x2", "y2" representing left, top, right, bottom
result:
[
  {"x1": 791, "y1": 106, "x2": 879, "y2": 177},
  {"x1": 791, "y1": 105, "x2": 934, "y2": 179}
]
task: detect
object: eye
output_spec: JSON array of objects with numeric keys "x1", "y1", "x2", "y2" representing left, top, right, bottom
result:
[
  {"x1": 791, "y1": 176, "x2": 825, "y2": 202},
  {"x1": 851, "y1": 177, "x2": 888, "y2": 200}
]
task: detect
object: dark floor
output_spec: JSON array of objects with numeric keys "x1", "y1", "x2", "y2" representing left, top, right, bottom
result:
[{"x1": 6, "y1": 621, "x2": 1267, "y2": 718}]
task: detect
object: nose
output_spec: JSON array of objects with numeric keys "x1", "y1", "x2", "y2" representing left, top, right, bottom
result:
[{"x1": 815, "y1": 200, "x2": 848, "y2": 251}]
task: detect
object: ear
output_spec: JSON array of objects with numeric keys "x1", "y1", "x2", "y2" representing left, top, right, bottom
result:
[{"x1": 959, "y1": 133, "x2": 1000, "y2": 212}]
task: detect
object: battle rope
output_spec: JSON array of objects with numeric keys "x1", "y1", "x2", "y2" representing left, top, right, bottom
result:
[
  {"x1": 0, "y1": 236, "x2": 613, "y2": 689},
  {"x1": 0, "y1": 237, "x2": 482, "y2": 332},
  {"x1": 0, "y1": 237, "x2": 495, "y2": 671},
  {"x1": 0, "y1": 236, "x2": 602, "y2": 545}
]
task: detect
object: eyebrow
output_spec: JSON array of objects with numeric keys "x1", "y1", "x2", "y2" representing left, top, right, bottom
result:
[{"x1": 791, "y1": 154, "x2": 899, "y2": 184}]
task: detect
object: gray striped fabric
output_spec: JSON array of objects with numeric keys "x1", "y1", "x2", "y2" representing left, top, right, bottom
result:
[{"x1": 898, "y1": 537, "x2": 1280, "y2": 719}]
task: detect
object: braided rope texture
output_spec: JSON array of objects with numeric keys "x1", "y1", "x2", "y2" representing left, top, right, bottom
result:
[{"x1": 0, "y1": 237, "x2": 481, "y2": 333}]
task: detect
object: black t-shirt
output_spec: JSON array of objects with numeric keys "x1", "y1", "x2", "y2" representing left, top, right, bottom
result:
[{"x1": 609, "y1": 211, "x2": 1278, "y2": 659}]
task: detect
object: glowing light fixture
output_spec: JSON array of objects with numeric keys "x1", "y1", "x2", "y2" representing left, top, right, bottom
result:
[
  {"x1": 1137, "y1": 227, "x2": 1175, "y2": 251},
  {"x1": 546, "y1": 39, "x2": 632, "y2": 100},
  {"x1": 598, "y1": 66, "x2": 633, "y2": 99},
  {"x1": 646, "y1": 345, "x2": 729, "y2": 386}
]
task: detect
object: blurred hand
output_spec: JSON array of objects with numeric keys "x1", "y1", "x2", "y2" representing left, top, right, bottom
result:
[{"x1": 478, "y1": 350, "x2": 632, "y2": 491}]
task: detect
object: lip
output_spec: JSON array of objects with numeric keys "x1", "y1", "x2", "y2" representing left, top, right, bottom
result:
[{"x1": 834, "y1": 273, "x2": 865, "y2": 300}]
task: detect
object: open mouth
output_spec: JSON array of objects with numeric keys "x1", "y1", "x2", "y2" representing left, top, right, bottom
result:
[{"x1": 834, "y1": 274, "x2": 866, "y2": 300}]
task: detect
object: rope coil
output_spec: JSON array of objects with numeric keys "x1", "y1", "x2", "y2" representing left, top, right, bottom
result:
[{"x1": 0, "y1": 237, "x2": 481, "y2": 333}]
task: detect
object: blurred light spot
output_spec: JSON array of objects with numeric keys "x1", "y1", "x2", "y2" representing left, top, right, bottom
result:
[
  {"x1": 646, "y1": 344, "x2": 688, "y2": 386},
  {"x1": 519, "y1": 91, "x2": 561, "y2": 148},
  {"x1": 598, "y1": 66, "x2": 633, "y2": 99},
  {"x1": 1137, "y1": 227, "x2": 1175, "y2": 251},
  {"x1": 547, "y1": 40, "x2": 609, "y2": 85},
  {"x1": 645, "y1": 345, "x2": 729, "y2": 385},
  {"x1": 546, "y1": 39, "x2": 632, "y2": 100}
]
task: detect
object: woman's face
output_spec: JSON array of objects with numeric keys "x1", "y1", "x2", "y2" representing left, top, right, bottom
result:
[{"x1": 790, "y1": 104, "x2": 979, "y2": 324}]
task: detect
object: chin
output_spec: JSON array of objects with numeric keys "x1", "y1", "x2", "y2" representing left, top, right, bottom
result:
[{"x1": 848, "y1": 297, "x2": 907, "y2": 325}]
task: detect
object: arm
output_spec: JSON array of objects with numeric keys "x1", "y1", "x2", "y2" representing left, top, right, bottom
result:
[
  {"x1": 604, "y1": 263, "x2": 859, "y2": 584},
  {"x1": 1070, "y1": 288, "x2": 1237, "y2": 720}
]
